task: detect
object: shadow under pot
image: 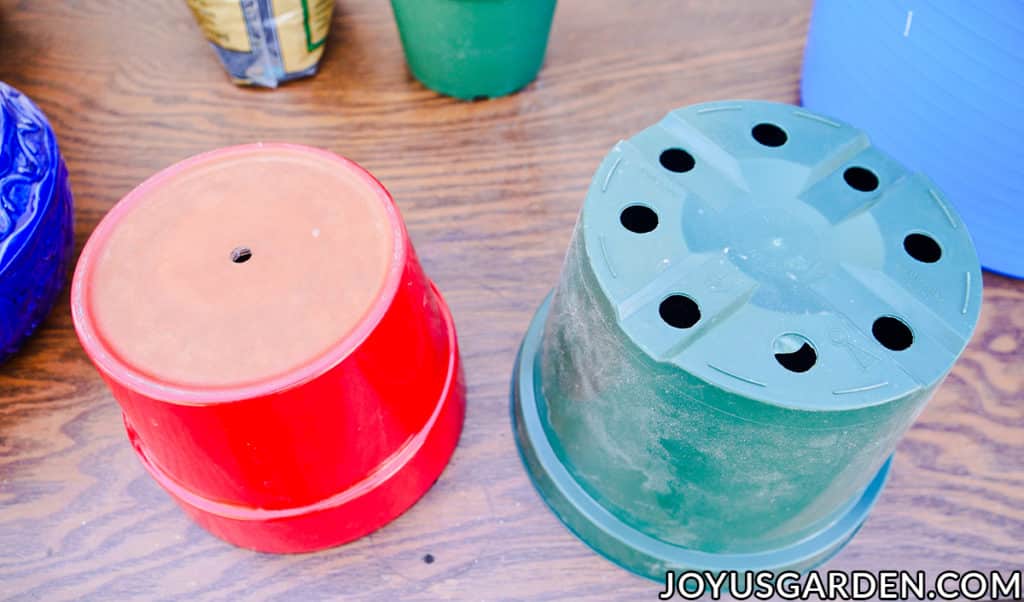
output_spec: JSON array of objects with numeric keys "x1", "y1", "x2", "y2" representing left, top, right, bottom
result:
[
  {"x1": 71, "y1": 144, "x2": 465, "y2": 553},
  {"x1": 512, "y1": 100, "x2": 982, "y2": 580}
]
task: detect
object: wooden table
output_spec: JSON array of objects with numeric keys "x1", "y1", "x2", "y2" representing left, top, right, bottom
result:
[{"x1": 1, "y1": 1, "x2": 1021, "y2": 599}]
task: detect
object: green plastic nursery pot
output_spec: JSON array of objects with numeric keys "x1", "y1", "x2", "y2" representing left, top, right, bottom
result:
[
  {"x1": 512, "y1": 100, "x2": 982, "y2": 580},
  {"x1": 390, "y1": 0, "x2": 557, "y2": 100}
]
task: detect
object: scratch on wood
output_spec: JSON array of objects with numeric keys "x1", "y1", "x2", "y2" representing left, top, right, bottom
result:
[
  {"x1": 834, "y1": 382, "x2": 888, "y2": 395},
  {"x1": 707, "y1": 363, "x2": 766, "y2": 387},
  {"x1": 602, "y1": 156, "x2": 622, "y2": 192}
]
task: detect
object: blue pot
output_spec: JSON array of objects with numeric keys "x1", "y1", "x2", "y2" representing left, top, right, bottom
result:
[
  {"x1": 0, "y1": 82, "x2": 74, "y2": 362},
  {"x1": 802, "y1": 0, "x2": 1024, "y2": 278}
]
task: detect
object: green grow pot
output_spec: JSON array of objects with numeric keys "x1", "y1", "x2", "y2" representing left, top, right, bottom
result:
[
  {"x1": 390, "y1": 0, "x2": 557, "y2": 100},
  {"x1": 512, "y1": 100, "x2": 982, "y2": 580}
]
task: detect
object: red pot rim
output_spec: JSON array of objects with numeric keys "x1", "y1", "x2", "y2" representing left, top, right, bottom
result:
[{"x1": 71, "y1": 143, "x2": 409, "y2": 406}]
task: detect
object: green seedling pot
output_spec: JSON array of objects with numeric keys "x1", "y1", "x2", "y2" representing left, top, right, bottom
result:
[{"x1": 390, "y1": 0, "x2": 557, "y2": 100}]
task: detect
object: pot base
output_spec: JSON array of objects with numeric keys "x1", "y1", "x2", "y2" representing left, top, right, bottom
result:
[
  {"x1": 512, "y1": 293, "x2": 891, "y2": 580},
  {"x1": 124, "y1": 281, "x2": 466, "y2": 554}
]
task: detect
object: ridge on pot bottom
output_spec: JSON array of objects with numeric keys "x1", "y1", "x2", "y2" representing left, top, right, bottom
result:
[
  {"x1": 512, "y1": 100, "x2": 982, "y2": 579},
  {"x1": 71, "y1": 144, "x2": 465, "y2": 553}
]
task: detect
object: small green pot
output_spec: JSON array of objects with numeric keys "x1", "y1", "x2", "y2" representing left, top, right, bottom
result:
[{"x1": 390, "y1": 0, "x2": 557, "y2": 100}]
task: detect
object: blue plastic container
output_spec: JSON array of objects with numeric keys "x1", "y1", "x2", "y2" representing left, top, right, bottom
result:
[
  {"x1": 0, "y1": 83, "x2": 74, "y2": 361},
  {"x1": 802, "y1": 0, "x2": 1024, "y2": 278}
]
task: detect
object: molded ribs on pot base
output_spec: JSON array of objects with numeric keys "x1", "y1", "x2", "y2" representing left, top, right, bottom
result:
[{"x1": 513, "y1": 100, "x2": 983, "y2": 579}]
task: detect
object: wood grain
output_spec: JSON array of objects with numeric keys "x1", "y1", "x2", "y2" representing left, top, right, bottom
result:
[{"x1": 1, "y1": 0, "x2": 1021, "y2": 600}]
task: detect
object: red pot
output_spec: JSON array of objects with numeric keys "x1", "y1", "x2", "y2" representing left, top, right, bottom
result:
[{"x1": 71, "y1": 144, "x2": 465, "y2": 553}]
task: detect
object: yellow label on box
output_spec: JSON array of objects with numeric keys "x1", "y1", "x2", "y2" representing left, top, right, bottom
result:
[
  {"x1": 186, "y1": 0, "x2": 251, "y2": 53},
  {"x1": 271, "y1": 0, "x2": 334, "y2": 73}
]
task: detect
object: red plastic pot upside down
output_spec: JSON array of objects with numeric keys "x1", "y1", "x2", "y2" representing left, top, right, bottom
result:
[{"x1": 71, "y1": 144, "x2": 465, "y2": 553}]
